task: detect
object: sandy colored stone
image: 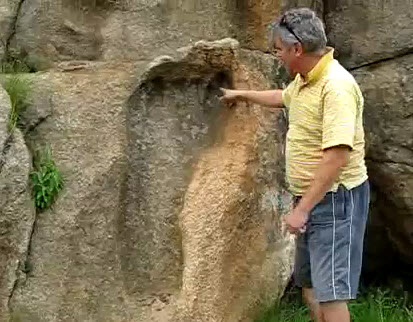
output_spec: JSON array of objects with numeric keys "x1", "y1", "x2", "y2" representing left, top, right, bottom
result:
[
  {"x1": 0, "y1": 40, "x2": 295, "y2": 321},
  {"x1": 229, "y1": 0, "x2": 323, "y2": 52},
  {"x1": 127, "y1": 39, "x2": 294, "y2": 322},
  {"x1": 8, "y1": 63, "x2": 144, "y2": 321}
]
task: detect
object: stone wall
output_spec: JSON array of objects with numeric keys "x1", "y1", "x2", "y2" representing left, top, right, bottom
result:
[{"x1": 0, "y1": 0, "x2": 412, "y2": 320}]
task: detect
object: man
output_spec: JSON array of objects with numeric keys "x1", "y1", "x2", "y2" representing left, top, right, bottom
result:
[{"x1": 220, "y1": 8, "x2": 369, "y2": 322}]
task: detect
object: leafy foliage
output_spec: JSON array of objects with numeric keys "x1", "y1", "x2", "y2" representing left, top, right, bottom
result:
[{"x1": 30, "y1": 146, "x2": 64, "y2": 212}]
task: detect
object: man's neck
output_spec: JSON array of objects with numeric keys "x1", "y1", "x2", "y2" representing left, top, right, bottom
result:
[{"x1": 299, "y1": 48, "x2": 328, "y2": 77}]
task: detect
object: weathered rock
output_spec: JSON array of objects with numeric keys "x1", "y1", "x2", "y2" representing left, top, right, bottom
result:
[
  {"x1": 126, "y1": 39, "x2": 294, "y2": 322},
  {"x1": 0, "y1": 0, "x2": 20, "y2": 61},
  {"x1": 0, "y1": 84, "x2": 9, "y2": 147},
  {"x1": 352, "y1": 55, "x2": 413, "y2": 266},
  {"x1": 325, "y1": 0, "x2": 413, "y2": 69},
  {"x1": 0, "y1": 85, "x2": 35, "y2": 321},
  {"x1": 324, "y1": 0, "x2": 413, "y2": 284},
  {"x1": 9, "y1": 0, "x2": 108, "y2": 65},
  {"x1": 229, "y1": 0, "x2": 323, "y2": 52},
  {"x1": 18, "y1": 78, "x2": 53, "y2": 134},
  {"x1": 8, "y1": 64, "x2": 143, "y2": 321},
  {"x1": 5, "y1": 39, "x2": 294, "y2": 321},
  {"x1": 7, "y1": 0, "x2": 324, "y2": 65}
]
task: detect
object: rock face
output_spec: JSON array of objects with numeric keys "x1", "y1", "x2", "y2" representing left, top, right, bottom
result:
[
  {"x1": 0, "y1": 40, "x2": 294, "y2": 322},
  {"x1": 325, "y1": 0, "x2": 413, "y2": 276},
  {"x1": 9, "y1": 0, "x2": 107, "y2": 64},
  {"x1": 0, "y1": 0, "x2": 20, "y2": 61},
  {"x1": 7, "y1": 64, "x2": 143, "y2": 321},
  {"x1": 0, "y1": 0, "x2": 412, "y2": 320},
  {"x1": 126, "y1": 39, "x2": 294, "y2": 321},
  {"x1": 325, "y1": 0, "x2": 413, "y2": 69},
  {"x1": 6, "y1": 0, "x2": 323, "y2": 65},
  {"x1": 0, "y1": 85, "x2": 35, "y2": 321},
  {"x1": 352, "y1": 57, "x2": 413, "y2": 266}
]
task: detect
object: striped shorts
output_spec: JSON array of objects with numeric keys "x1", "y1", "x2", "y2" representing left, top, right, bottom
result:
[{"x1": 293, "y1": 180, "x2": 370, "y2": 302}]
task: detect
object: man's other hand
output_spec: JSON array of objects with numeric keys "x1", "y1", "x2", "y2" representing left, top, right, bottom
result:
[{"x1": 285, "y1": 208, "x2": 309, "y2": 234}]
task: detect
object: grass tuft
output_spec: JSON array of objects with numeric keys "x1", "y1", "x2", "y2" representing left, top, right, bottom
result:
[
  {"x1": 30, "y1": 145, "x2": 64, "y2": 212},
  {"x1": 2, "y1": 75, "x2": 31, "y2": 131},
  {"x1": 256, "y1": 287, "x2": 413, "y2": 322},
  {"x1": 0, "y1": 58, "x2": 31, "y2": 74}
]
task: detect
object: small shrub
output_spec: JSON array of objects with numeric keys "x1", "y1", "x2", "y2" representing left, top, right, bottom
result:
[
  {"x1": 2, "y1": 75, "x2": 31, "y2": 131},
  {"x1": 30, "y1": 146, "x2": 64, "y2": 212}
]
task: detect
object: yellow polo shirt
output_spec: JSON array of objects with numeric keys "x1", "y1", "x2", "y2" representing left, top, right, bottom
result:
[{"x1": 282, "y1": 48, "x2": 368, "y2": 196}]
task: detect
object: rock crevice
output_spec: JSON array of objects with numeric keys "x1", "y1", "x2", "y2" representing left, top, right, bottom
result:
[
  {"x1": 2, "y1": 0, "x2": 26, "y2": 60},
  {"x1": 349, "y1": 48, "x2": 413, "y2": 71},
  {"x1": 0, "y1": 134, "x2": 13, "y2": 174}
]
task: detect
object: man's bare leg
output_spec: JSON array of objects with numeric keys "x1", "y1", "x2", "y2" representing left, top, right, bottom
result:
[
  {"x1": 302, "y1": 288, "x2": 324, "y2": 322},
  {"x1": 319, "y1": 300, "x2": 350, "y2": 322}
]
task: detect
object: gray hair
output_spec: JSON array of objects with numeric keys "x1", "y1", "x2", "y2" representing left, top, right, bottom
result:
[{"x1": 269, "y1": 8, "x2": 327, "y2": 53}]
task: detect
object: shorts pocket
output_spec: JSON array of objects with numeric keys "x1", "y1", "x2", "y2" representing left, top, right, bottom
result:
[{"x1": 310, "y1": 188, "x2": 347, "y2": 224}]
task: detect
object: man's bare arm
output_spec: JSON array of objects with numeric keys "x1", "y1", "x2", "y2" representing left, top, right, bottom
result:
[
  {"x1": 297, "y1": 145, "x2": 350, "y2": 214},
  {"x1": 285, "y1": 146, "x2": 351, "y2": 233},
  {"x1": 220, "y1": 88, "x2": 284, "y2": 108}
]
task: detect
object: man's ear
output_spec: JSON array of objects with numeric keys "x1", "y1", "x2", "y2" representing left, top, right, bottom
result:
[{"x1": 293, "y1": 43, "x2": 304, "y2": 57}]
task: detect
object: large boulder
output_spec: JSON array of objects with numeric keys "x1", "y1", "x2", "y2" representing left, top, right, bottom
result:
[
  {"x1": 126, "y1": 39, "x2": 294, "y2": 321},
  {"x1": 325, "y1": 0, "x2": 413, "y2": 69},
  {"x1": 324, "y1": 0, "x2": 413, "y2": 282},
  {"x1": 0, "y1": 85, "x2": 35, "y2": 321},
  {"x1": 8, "y1": 63, "x2": 143, "y2": 321},
  {"x1": 352, "y1": 56, "x2": 413, "y2": 267},
  {"x1": 5, "y1": 39, "x2": 294, "y2": 321}
]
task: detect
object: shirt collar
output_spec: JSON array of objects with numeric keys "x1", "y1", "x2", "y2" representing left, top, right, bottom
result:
[{"x1": 301, "y1": 47, "x2": 334, "y2": 84}]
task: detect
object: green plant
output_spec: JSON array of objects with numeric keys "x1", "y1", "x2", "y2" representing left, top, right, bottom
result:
[
  {"x1": 0, "y1": 57, "x2": 31, "y2": 74},
  {"x1": 30, "y1": 145, "x2": 64, "y2": 211},
  {"x1": 3, "y1": 75, "x2": 31, "y2": 130},
  {"x1": 256, "y1": 300, "x2": 310, "y2": 322},
  {"x1": 256, "y1": 287, "x2": 413, "y2": 322},
  {"x1": 255, "y1": 287, "x2": 311, "y2": 322},
  {"x1": 349, "y1": 289, "x2": 413, "y2": 322}
]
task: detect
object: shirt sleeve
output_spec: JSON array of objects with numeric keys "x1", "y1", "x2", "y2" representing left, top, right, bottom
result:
[
  {"x1": 282, "y1": 79, "x2": 296, "y2": 107},
  {"x1": 322, "y1": 83, "x2": 358, "y2": 150}
]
